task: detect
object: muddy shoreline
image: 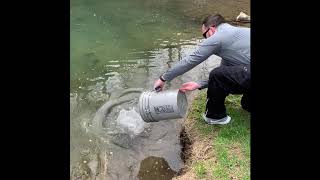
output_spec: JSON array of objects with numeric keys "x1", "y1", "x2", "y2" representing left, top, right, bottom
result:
[{"x1": 178, "y1": 127, "x2": 192, "y2": 175}]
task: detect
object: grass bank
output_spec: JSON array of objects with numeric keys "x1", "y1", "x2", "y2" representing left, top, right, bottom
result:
[{"x1": 175, "y1": 91, "x2": 250, "y2": 180}]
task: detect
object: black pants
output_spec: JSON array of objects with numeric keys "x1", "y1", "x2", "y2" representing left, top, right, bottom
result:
[{"x1": 206, "y1": 65, "x2": 250, "y2": 119}]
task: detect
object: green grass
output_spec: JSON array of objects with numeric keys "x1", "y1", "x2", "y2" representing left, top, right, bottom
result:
[
  {"x1": 195, "y1": 162, "x2": 207, "y2": 178},
  {"x1": 189, "y1": 91, "x2": 250, "y2": 180}
]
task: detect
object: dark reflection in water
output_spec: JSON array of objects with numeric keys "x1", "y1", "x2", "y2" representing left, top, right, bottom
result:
[{"x1": 138, "y1": 156, "x2": 177, "y2": 180}]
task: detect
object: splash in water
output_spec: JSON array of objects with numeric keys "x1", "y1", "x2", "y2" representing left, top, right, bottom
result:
[{"x1": 116, "y1": 108, "x2": 150, "y2": 139}]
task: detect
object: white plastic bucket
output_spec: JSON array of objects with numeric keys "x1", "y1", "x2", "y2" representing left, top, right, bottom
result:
[{"x1": 138, "y1": 89, "x2": 188, "y2": 122}]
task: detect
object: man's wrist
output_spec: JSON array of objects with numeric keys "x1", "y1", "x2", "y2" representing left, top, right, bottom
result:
[{"x1": 160, "y1": 75, "x2": 166, "y2": 82}]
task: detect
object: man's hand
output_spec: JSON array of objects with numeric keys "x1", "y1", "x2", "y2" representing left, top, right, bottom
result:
[
  {"x1": 179, "y1": 82, "x2": 201, "y2": 92},
  {"x1": 153, "y1": 79, "x2": 165, "y2": 92}
]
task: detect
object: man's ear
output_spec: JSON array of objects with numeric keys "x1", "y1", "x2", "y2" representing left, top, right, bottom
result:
[{"x1": 210, "y1": 26, "x2": 216, "y2": 35}]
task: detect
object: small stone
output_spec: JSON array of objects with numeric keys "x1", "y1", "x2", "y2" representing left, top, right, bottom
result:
[
  {"x1": 80, "y1": 149, "x2": 90, "y2": 156},
  {"x1": 89, "y1": 139, "x2": 92, "y2": 142},
  {"x1": 94, "y1": 13, "x2": 96, "y2": 16},
  {"x1": 110, "y1": 152, "x2": 113, "y2": 155},
  {"x1": 83, "y1": 160, "x2": 87, "y2": 163}
]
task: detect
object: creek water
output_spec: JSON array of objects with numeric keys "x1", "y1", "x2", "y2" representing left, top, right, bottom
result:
[{"x1": 70, "y1": 0, "x2": 249, "y2": 179}]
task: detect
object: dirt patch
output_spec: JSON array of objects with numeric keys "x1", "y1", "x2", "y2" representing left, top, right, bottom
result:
[
  {"x1": 175, "y1": 97, "x2": 219, "y2": 180},
  {"x1": 176, "y1": 127, "x2": 192, "y2": 178},
  {"x1": 175, "y1": 122, "x2": 218, "y2": 180},
  {"x1": 179, "y1": 127, "x2": 192, "y2": 164},
  {"x1": 177, "y1": 123, "x2": 249, "y2": 180},
  {"x1": 173, "y1": 92, "x2": 219, "y2": 179},
  {"x1": 227, "y1": 143, "x2": 247, "y2": 179},
  {"x1": 228, "y1": 143, "x2": 245, "y2": 160},
  {"x1": 175, "y1": 91, "x2": 250, "y2": 179},
  {"x1": 173, "y1": 171, "x2": 197, "y2": 180}
]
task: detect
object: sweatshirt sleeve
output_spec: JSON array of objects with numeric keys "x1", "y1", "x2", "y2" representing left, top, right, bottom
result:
[
  {"x1": 162, "y1": 38, "x2": 221, "y2": 81},
  {"x1": 196, "y1": 79, "x2": 208, "y2": 90}
]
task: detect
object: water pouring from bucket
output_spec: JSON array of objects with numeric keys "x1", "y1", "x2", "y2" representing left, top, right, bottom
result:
[{"x1": 138, "y1": 89, "x2": 188, "y2": 122}]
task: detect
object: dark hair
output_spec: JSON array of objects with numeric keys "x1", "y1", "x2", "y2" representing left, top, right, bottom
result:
[{"x1": 202, "y1": 14, "x2": 226, "y2": 28}]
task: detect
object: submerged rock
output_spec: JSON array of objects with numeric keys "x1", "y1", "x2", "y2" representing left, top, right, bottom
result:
[{"x1": 110, "y1": 132, "x2": 132, "y2": 149}]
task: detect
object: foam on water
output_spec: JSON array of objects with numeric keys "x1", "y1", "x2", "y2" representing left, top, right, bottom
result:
[{"x1": 116, "y1": 108, "x2": 150, "y2": 138}]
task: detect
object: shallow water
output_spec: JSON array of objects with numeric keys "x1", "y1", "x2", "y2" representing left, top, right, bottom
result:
[{"x1": 137, "y1": 156, "x2": 176, "y2": 180}]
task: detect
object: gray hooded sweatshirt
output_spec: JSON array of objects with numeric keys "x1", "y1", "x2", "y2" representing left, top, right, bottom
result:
[{"x1": 162, "y1": 23, "x2": 250, "y2": 89}]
